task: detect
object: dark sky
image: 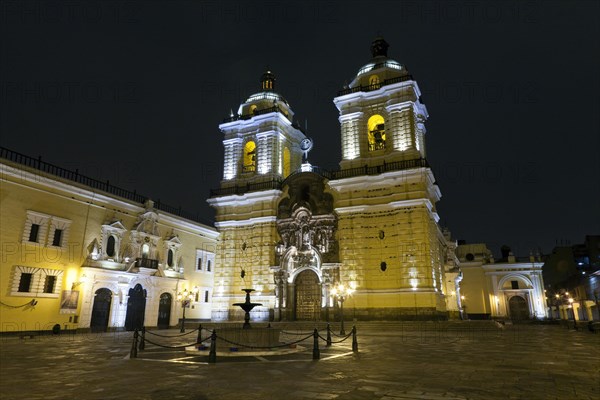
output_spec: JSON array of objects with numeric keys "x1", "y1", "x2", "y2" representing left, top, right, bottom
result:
[{"x1": 1, "y1": 0, "x2": 599, "y2": 257}]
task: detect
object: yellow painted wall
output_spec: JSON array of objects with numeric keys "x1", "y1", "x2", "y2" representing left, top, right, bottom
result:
[{"x1": 1, "y1": 161, "x2": 217, "y2": 332}]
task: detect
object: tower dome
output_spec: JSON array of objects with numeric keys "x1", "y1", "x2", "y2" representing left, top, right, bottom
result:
[{"x1": 349, "y1": 37, "x2": 409, "y2": 89}]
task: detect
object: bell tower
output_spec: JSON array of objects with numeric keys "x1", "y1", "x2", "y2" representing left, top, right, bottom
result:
[
  {"x1": 208, "y1": 71, "x2": 307, "y2": 322},
  {"x1": 329, "y1": 37, "x2": 448, "y2": 319},
  {"x1": 219, "y1": 71, "x2": 306, "y2": 187},
  {"x1": 335, "y1": 37, "x2": 427, "y2": 170}
]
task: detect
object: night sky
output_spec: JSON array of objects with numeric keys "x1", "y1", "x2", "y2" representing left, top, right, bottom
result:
[{"x1": 1, "y1": 1, "x2": 598, "y2": 257}]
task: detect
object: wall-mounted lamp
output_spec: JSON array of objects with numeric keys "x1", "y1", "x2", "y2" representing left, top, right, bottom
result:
[{"x1": 72, "y1": 274, "x2": 88, "y2": 290}]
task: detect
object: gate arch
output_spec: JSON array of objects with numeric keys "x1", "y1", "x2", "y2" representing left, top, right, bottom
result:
[
  {"x1": 124, "y1": 284, "x2": 147, "y2": 331},
  {"x1": 157, "y1": 292, "x2": 172, "y2": 329},
  {"x1": 90, "y1": 288, "x2": 112, "y2": 333},
  {"x1": 508, "y1": 295, "x2": 529, "y2": 320},
  {"x1": 294, "y1": 269, "x2": 321, "y2": 321}
]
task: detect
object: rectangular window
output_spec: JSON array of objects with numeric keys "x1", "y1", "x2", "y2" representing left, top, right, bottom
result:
[
  {"x1": 204, "y1": 290, "x2": 209, "y2": 303},
  {"x1": 29, "y1": 224, "x2": 40, "y2": 242},
  {"x1": 18, "y1": 273, "x2": 33, "y2": 292},
  {"x1": 207, "y1": 260, "x2": 212, "y2": 272},
  {"x1": 197, "y1": 257, "x2": 203, "y2": 271},
  {"x1": 52, "y1": 229, "x2": 63, "y2": 247},
  {"x1": 511, "y1": 280, "x2": 519, "y2": 290},
  {"x1": 43, "y1": 275, "x2": 57, "y2": 293}
]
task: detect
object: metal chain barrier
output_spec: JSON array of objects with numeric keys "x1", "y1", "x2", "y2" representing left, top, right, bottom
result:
[
  {"x1": 144, "y1": 328, "x2": 199, "y2": 338},
  {"x1": 129, "y1": 325, "x2": 359, "y2": 363},
  {"x1": 216, "y1": 332, "x2": 314, "y2": 350}
]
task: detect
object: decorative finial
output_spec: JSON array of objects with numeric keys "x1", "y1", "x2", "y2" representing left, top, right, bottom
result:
[
  {"x1": 260, "y1": 69, "x2": 276, "y2": 91},
  {"x1": 371, "y1": 36, "x2": 389, "y2": 58}
]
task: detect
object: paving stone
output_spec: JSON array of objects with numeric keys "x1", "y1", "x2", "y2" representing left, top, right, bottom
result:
[{"x1": 1, "y1": 323, "x2": 599, "y2": 399}]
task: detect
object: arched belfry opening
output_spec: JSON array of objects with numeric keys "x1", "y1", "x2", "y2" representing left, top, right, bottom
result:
[{"x1": 274, "y1": 172, "x2": 338, "y2": 321}]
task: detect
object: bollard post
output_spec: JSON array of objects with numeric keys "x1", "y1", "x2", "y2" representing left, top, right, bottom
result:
[
  {"x1": 352, "y1": 325, "x2": 358, "y2": 353},
  {"x1": 326, "y1": 323, "x2": 332, "y2": 347},
  {"x1": 208, "y1": 330, "x2": 217, "y2": 364},
  {"x1": 130, "y1": 330, "x2": 138, "y2": 358},
  {"x1": 139, "y1": 327, "x2": 145, "y2": 351},
  {"x1": 312, "y1": 328, "x2": 320, "y2": 360},
  {"x1": 197, "y1": 324, "x2": 203, "y2": 345}
]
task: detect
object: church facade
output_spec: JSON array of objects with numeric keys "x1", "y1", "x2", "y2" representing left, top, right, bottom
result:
[{"x1": 208, "y1": 38, "x2": 459, "y2": 321}]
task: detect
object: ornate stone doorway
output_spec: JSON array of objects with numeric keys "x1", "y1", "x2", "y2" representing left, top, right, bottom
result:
[
  {"x1": 90, "y1": 288, "x2": 112, "y2": 333},
  {"x1": 157, "y1": 292, "x2": 172, "y2": 329},
  {"x1": 294, "y1": 269, "x2": 321, "y2": 321},
  {"x1": 508, "y1": 295, "x2": 529, "y2": 320},
  {"x1": 125, "y1": 284, "x2": 146, "y2": 331}
]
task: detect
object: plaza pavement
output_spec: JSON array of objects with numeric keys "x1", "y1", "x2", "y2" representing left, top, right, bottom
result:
[{"x1": 1, "y1": 321, "x2": 599, "y2": 400}]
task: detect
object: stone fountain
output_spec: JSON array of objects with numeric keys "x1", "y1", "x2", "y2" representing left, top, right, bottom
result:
[{"x1": 233, "y1": 288, "x2": 262, "y2": 329}]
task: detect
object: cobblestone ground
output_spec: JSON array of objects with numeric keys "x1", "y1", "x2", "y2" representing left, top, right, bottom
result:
[{"x1": 1, "y1": 322, "x2": 599, "y2": 400}]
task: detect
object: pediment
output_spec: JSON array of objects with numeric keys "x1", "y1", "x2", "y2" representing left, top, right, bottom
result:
[
  {"x1": 103, "y1": 220, "x2": 127, "y2": 232},
  {"x1": 165, "y1": 235, "x2": 183, "y2": 246}
]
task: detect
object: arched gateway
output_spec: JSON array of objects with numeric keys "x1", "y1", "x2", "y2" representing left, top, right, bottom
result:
[{"x1": 294, "y1": 269, "x2": 321, "y2": 320}]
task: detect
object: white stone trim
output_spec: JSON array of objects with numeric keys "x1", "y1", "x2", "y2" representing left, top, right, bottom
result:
[
  {"x1": 215, "y1": 216, "x2": 277, "y2": 228},
  {"x1": 10, "y1": 265, "x2": 63, "y2": 298},
  {"x1": 21, "y1": 210, "x2": 50, "y2": 244}
]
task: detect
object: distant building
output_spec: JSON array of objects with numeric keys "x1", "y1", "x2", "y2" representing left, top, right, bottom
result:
[
  {"x1": 0, "y1": 149, "x2": 218, "y2": 333},
  {"x1": 543, "y1": 236, "x2": 600, "y2": 322},
  {"x1": 456, "y1": 243, "x2": 545, "y2": 320}
]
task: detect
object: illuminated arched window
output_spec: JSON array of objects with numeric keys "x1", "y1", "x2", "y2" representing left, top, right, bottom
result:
[
  {"x1": 141, "y1": 243, "x2": 150, "y2": 258},
  {"x1": 283, "y1": 146, "x2": 291, "y2": 177},
  {"x1": 369, "y1": 75, "x2": 380, "y2": 87},
  {"x1": 243, "y1": 141, "x2": 257, "y2": 172},
  {"x1": 249, "y1": 104, "x2": 258, "y2": 115},
  {"x1": 367, "y1": 114, "x2": 386, "y2": 151}
]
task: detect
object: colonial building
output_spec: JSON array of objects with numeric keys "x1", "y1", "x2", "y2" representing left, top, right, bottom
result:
[
  {"x1": 456, "y1": 243, "x2": 546, "y2": 320},
  {"x1": 543, "y1": 236, "x2": 600, "y2": 322},
  {"x1": 208, "y1": 37, "x2": 458, "y2": 321},
  {"x1": 0, "y1": 148, "x2": 218, "y2": 333}
]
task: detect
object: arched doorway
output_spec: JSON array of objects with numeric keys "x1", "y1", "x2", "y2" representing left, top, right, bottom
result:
[
  {"x1": 508, "y1": 296, "x2": 529, "y2": 320},
  {"x1": 295, "y1": 270, "x2": 321, "y2": 321},
  {"x1": 90, "y1": 288, "x2": 112, "y2": 333},
  {"x1": 124, "y1": 284, "x2": 147, "y2": 331},
  {"x1": 157, "y1": 293, "x2": 172, "y2": 329}
]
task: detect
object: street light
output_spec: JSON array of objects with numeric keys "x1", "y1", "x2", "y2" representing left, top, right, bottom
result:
[
  {"x1": 461, "y1": 295, "x2": 468, "y2": 320},
  {"x1": 177, "y1": 287, "x2": 198, "y2": 333},
  {"x1": 330, "y1": 283, "x2": 354, "y2": 335},
  {"x1": 568, "y1": 297, "x2": 575, "y2": 321}
]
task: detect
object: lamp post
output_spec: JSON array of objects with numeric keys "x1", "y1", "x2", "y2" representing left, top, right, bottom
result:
[
  {"x1": 330, "y1": 283, "x2": 354, "y2": 335},
  {"x1": 461, "y1": 295, "x2": 468, "y2": 320},
  {"x1": 177, "y1": 287, "x2": 198, "y2": 333},
  {"x1": 568, "y1": 297, "x2": 575, "y2": 322}
]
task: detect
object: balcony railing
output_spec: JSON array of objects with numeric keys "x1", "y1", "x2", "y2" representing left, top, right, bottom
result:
[
  {"x1": 136, "y1": 258, "x2": 159, "y2": 269},
  {"x1": 209, "y1": 179, "x2": 284, "y2": 197},
  {"x1": 0, "y1": 146, "x2": 212, "y2": 225},
  {"x1": 211, "y1": 158, "x2": 430, "y2": 197},
  {"x1": 337, "y1": 74, "x2": 414, "y2": 96},
  {"x1": 223, "y1": 105, "x2": 292, "y2": 124}
]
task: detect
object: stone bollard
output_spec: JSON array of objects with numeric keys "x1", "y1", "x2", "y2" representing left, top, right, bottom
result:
[
  {"x1": 326, "y1": 323, "x2": 332, "y2": 347},
  {"x1": 352, "y1": 325, "x2": 358, "y2": 353},
  {"x1": 312, "y1": 328, "x2": 320, "y2": 360},
  {"x1": 208, "y1": 330, "x2": 217, "y2": 364},
  {"x1": 197, "y1": 324, "x2": 203, "y2": 345},
  {"x1": 139, "y1": 327, "x2": 145, "y2": 351},
  {"x1": 130, "y1": 330, "x2": 138, "y2": 359}
]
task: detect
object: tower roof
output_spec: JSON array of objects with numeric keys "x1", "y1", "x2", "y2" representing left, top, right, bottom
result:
[
  {"x1": 349, "y1": 37, "x2": 409, "y2": 88},
  {"x1": 244, "y1": 70, "x2": 288, "y2": 105}
]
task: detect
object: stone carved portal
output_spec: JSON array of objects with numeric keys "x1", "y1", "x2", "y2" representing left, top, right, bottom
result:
[{"x1": 275, "y1": 172, "x2": 339, "y2": 321}]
